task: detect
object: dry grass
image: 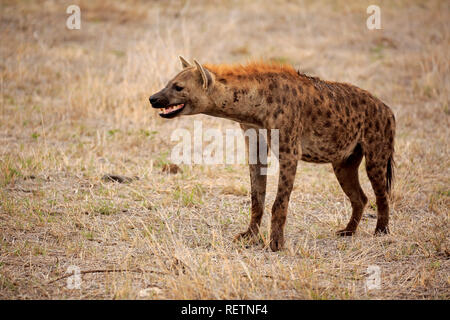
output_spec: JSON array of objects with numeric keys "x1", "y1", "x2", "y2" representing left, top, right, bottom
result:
[{"x1": 0, "y1": 0, "x2": 449, "y2": 299}]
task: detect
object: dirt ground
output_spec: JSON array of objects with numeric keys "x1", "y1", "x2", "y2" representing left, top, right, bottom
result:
[{"x1": 0, "y1": 0, "x2": 448, "y2": 299}]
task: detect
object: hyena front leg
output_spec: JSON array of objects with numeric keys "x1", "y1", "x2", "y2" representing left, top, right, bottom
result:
[
  {"x1": 270, "y1": 154, "x2": 298, "y2": 251},
  {"x1": 234, "y1": 161, "x2": 267, "y2": 240},
  {"x1": 235, "y1": 125, "x2": 268, "y2": 241}
]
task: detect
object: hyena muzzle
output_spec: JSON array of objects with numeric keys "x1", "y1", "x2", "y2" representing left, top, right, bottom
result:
[{"x1": 149, "y1": 56, "x2": 395, "y2": 251}]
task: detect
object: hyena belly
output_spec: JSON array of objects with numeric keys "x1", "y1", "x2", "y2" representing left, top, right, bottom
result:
[
  {"x1": 300, "y1": 123, "x2": 361, "y2": 164},
  {"x1": 299, "y1": 86, "x2": 366, "y2": 164}
]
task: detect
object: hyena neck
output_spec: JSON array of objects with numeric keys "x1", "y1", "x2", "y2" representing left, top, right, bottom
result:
[
  {"x1": 200, "y1": 62, "x2": 303, "y2": 127},
  {"x1": 203, "y1": 82, "x2": 267, "y2": 127}
]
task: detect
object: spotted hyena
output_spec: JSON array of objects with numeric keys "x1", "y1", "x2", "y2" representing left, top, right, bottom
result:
[{"x1": 149, "y1": 56, "x2": 395, "y2": 251}]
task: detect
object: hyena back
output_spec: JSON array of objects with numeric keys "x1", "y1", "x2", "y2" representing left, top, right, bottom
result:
[{"x1": 150, "y1": 57, "x2": 395, "y2": 251}]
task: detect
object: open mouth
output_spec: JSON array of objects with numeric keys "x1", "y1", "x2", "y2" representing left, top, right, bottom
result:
[{"x1": 159, "y1": 103, "x2": 185, "y2": 118}]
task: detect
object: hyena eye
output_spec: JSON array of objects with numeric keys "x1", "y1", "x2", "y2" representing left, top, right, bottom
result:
[{"x1": 173, "y1": 84, "x2": 184, "y2": 92}]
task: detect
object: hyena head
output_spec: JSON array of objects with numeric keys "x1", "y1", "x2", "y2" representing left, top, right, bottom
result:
[{"x1": 149, "y1": 56, "x2": 215, "y2": 119}]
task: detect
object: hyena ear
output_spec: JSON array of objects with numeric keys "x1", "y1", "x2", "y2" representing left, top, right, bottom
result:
[
  {"x1": 194, "y1": 59, "x2": 212, "y2": 90},
  {"x1": 179, "y1": 55, "x2": 191, "y2": 69}
]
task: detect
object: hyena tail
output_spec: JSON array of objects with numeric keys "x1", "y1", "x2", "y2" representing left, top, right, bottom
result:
[
  {"x1": 386, "y1": 153, "x2": 394, "y2": 195},
  {"x1": 386, "y1": 112, "x2": 396, "y2": 195}
]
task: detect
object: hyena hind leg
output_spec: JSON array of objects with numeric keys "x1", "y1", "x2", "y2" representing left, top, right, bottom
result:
[
  {"x1": 333, "y1": 144, "x2": 368, "y2": 236},
  {"x1": 366, "y1": 157, "x2": 389, "y2": 234},
  {"x1": 365, "y1": 155, "x2": 392, "y2": 235}
]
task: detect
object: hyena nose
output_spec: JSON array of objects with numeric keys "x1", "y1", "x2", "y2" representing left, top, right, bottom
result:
[{"x1": 149, "y1": 96, "x2": 158, "y2": 106}]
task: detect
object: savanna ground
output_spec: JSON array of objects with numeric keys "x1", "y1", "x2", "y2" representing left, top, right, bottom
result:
[{"x1": 0, "y1": 0, "x2": 449, "y2": 299}]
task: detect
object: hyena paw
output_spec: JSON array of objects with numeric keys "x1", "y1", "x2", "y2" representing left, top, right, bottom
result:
[
  {"x1": 374, "y1": 225, "x2": 390, "y2": 235},
  {"x1": 270, "y1": 231, "x2": 284, "y2": 252},
  {"x1": 336, "y1": 229, "x2": 355, "y2": 236},
  {"x1": 234, "y1": 229, "x2": 258, "y2": 242}
]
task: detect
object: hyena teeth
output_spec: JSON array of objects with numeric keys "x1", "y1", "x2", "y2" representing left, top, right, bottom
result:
[{"x1": 159, "y1": 104, "x2": 185, "y2": 115}]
